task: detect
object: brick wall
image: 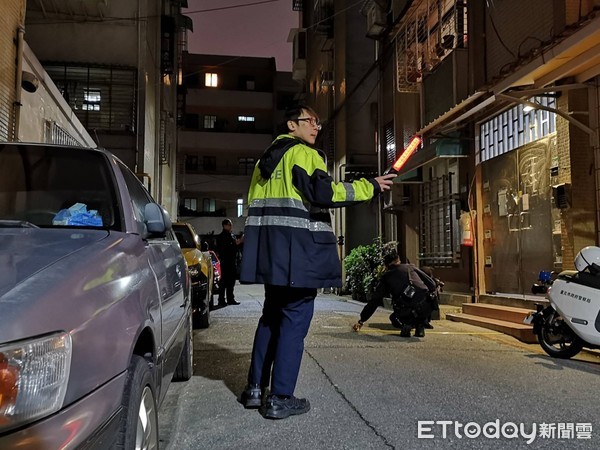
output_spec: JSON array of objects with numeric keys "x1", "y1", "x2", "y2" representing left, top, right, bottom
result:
[
  {"x1": 558, "y1": 88, "x2": 596, "y2": 268},
  {"x1": 485, "y1": 0, "x2": 563, "y2": 82}
]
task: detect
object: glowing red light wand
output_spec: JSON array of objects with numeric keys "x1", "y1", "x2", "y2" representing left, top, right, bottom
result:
[{"x1": 383, "y1": 136, "x2": 422, "y2": 175}]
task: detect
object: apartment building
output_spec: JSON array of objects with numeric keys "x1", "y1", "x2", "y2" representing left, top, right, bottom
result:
[{"x1": 177, "y1": 52, "x2": 297, "y2": 232}]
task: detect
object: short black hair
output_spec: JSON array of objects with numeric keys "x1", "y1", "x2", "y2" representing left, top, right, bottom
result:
[
  {"x1": 383, "y1": 249, "x2": 399, "y2": 267},
  {"x1": 278, "y1": 103, "x2": 319, "y2": 133},
  {"x1": 222, "y1": 219, "x2": 232, "y2": 226}
]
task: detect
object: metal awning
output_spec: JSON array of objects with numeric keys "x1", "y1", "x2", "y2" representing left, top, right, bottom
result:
[
  {"x1": 178, "y1": 14, "x2": 193, "y2": 31},
  {"x1": 395, "y1": 138, "x2": 468, "y2": 180}
]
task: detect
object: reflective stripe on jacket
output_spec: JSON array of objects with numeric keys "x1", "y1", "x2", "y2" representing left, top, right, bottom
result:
[{"x1": 240, "y1": 134, "x2": 380, "y2": 288}]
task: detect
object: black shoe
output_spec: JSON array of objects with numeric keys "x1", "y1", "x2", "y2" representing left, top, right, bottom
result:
[
  {"x1": 400, "y1": 325, "x2": 411, "y2": 338},
  {"x1": 217, "y1": 300, "x2": 227, "y2": 307},
  {"x1": 227, "y1": 300, "x2": 240, "y2": 305},
  {"x1": 424, "y1": 322, "x2": 434, "y2": 329},
  {"x1": 260, "y1": 395, "x2": 310, "y2": 420},
  {"x1": 415, "y1": 325, "x2": 425, "y2": 337},
  {"x1": 240, "y1": 384, "x2": 262, "y2": 409}
]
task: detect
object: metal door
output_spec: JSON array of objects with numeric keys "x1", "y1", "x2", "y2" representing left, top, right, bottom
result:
[{"x1": 481, "y1": 137, "x2": 554, "y2": 295}]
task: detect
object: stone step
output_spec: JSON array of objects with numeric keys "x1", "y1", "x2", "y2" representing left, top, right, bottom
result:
[
  {"x1": 462, "y1": 303, "x2": 534, "y2": 324},
  {"x1": 446, "y1": 312, "x2": 537, "y2": 344}
]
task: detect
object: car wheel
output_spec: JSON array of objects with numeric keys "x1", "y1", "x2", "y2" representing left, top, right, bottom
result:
[
  {"x1": 193, "y1": 282, "x2": 211, "y2": 329},
  {"x1": 115, "y1": 355, "x2": 159, "y2": 449},
  {"x1": 173, "y1": 314, "x2": 194, "y2": 381}
]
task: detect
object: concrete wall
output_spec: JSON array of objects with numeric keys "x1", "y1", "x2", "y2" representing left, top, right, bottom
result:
[{"x1": 19, "y1": 43, "x2": 95, "y2": 147}]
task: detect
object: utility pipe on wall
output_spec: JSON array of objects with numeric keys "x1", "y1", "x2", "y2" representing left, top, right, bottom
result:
[{"x1": 13, "y1": 25, "x2": 25, "y2": 141}]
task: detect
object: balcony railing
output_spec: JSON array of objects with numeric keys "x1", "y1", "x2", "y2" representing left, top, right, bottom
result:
[{"x1": 394, "y1": 0, "x2": 467, "y2": 93}]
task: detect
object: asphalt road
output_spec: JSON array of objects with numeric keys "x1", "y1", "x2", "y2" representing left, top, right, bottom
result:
[{"x1": 159, "y1": 284, "x2": 600, "y2": 450}]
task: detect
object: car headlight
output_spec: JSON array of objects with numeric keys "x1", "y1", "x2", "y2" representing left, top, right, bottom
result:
[
  {"x1": 0, "y1": 332, "x2": 72, "y2": 432},
  {"x1": 188, "y1": 263, "x2": 200, "y2": 280}
]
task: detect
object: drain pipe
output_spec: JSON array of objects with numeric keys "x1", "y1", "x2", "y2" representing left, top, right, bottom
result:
[{"x1": 13, "y1": 25, "x2": 25, "y2": 141}]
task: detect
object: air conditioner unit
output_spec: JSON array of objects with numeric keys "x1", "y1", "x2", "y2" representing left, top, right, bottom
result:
[{"x1": 366, "y1": 3, "x2": 386, "y2": 39}]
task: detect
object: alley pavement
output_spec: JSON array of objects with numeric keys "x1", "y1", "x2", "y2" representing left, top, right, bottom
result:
[{"x1": 159, "y1": 283, "x2": 600, "y2": 450}]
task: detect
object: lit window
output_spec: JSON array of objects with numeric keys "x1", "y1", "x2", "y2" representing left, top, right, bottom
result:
[
  {"x1": 205, "y1": 73, "x2": 218, "y2": 87},
  {"x1": 184, "y1": 198, "x2": 197, "y2": 211},
  {"x1": 83, "y1": 88, "x2": 101, "y2": 111},
  {"x1": 203, "y1": 198, "x2": 216, "y2": 212},
  {"x1": 204, "y1": 115, "x2": 216, "y2": 129},
  {"x1": 237, "y1": 198, "x2": 244, "y2": 217},
  {"x1": 238, "y1": 116, "x2": 255, "y2": 122}
]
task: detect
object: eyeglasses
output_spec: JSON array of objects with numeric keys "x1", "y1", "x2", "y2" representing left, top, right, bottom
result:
[{"x1": 296, "y1": 117, "x2": 322, "y2": 130}]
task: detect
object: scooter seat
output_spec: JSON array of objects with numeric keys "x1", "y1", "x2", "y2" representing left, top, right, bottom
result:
[{"x1": 564, "y1": 271, "x2": 600, "y2": 290}]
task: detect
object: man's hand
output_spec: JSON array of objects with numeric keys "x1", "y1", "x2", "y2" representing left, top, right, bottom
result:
[
  {"x1": 374, "y1": 173, "x2": 397, "y2": 192},
  {"x1": 352, "y1": 321, "x2": 363, "y2": 332}
]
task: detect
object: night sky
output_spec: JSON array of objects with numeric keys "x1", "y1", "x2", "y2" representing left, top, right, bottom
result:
[{"x1": 184, "y1": 0, "x2": 298, "y2": 71}]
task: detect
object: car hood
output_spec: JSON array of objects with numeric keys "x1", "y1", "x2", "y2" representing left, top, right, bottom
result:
[{"x1": 0, "y1": 228, "x2": 109, "y2": 298}]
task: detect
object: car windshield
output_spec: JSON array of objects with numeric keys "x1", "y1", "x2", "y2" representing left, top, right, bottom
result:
[
  {"x1": 173, "y1": 225, "x2": 197, "y2": 249},
  {"x1": 0, "y1": 143, "x2": 121, "y2": 230}
]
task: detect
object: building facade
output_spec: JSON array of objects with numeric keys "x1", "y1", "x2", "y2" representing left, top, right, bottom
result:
[
  {"x1": 291, "y1": 0, "x2": 382, "y2": 259},
  {"x1": 22, "y1": 0, "x2": 190, "y2": 217},
  {"x1": 370, "y1": 0, "x2": 600, "y2": 300},
  {"x1": 177, "y1": 53, "x2": 297, "y2": 234}
]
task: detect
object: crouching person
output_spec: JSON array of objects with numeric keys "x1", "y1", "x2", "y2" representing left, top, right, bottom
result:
[{"x1": 353, "y1": 250, "x2": 436, "y2": 337}]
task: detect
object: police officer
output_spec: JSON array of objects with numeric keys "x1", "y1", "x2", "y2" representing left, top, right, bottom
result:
[
  {"x1": 238, "y1": 103, "x2": 397, "y2": 419},
  {"x1": 352, "y1": 250, "x2": 437, "y2": 337},
  {"x1": 216, "y1": 218, "x2": 243, "y2": 306}
]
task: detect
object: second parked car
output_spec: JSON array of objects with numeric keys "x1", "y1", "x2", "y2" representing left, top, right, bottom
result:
[{"x1": 173, "y1": 222, "x2": 214, "y2": 328}]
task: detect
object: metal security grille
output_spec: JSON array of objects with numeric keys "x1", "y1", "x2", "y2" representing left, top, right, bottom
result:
[
  {"x1": 420, "y1": 174, "x2": 461, "y2": 267},
  {"x1": 44, "y1": 64, "x2": 137, "y2": 133},
  {"x1": 479, "y1": 96, "x2": 557, "y2": 163},
  {"x1": 45, "y1": 120, "x2": 82, "y2": 147},
  {"x1": 384, "y1": 120, "x2": 395, "y2": 166}
]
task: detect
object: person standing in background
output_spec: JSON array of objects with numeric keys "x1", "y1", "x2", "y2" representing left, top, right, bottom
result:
[{"x1": 216, "y1": 218, "x2": 243, "y2": 306}]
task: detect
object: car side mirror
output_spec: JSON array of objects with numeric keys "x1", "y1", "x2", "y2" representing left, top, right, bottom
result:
[{"x1": 144, "y1": 203, "x2": 171, "y2": 237}]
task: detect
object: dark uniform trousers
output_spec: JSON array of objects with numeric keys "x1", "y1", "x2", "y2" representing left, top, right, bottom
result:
[{"x1": 248, "y1": 284, "x2": 316, "y2": 396}]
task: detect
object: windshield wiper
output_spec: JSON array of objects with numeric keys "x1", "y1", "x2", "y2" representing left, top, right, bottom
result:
[{"x1": 0, "y1": 220, "x2": 40, "y2": 228}]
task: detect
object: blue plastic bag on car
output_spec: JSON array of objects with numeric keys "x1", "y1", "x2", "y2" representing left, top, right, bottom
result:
[{"x1": 53, "y1": 203, "x2": 103, "y2": 227}]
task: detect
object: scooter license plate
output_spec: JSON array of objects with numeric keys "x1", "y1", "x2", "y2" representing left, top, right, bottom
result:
[{"x1": 523, "y1": 313, "x2": 535, "y2": 325}]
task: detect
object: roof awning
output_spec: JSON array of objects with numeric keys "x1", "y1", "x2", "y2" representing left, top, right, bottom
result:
[
  {"x1": 395, "y1": 138, "x2": 468, "y2": 180},
  {"x1": 178, "y1": 14, "x2": 194, "y2": 31}
]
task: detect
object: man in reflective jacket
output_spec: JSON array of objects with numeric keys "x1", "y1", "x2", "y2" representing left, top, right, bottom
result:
[{"x1": 239, "y1": 104, "x2": 396, "y2": 419}]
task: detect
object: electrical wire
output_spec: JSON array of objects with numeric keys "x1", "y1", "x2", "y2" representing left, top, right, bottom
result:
[{"x1": 25, "y1": 0, "x2": 284, "y2": 26}]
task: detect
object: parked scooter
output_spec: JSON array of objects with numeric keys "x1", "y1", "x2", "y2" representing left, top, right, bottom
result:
[{"x1": 525, "y1": 246, "x2": 600, "y2": 359}]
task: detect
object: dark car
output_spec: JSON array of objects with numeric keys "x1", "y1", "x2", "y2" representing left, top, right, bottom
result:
[{"x1": 0, "y1": 143, "x2": 193, "y2": 449}]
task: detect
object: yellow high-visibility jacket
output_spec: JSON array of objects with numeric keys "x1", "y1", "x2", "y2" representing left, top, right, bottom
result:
[{"x1": 240, "y1": 135, "x2": 381, "y2": 288}]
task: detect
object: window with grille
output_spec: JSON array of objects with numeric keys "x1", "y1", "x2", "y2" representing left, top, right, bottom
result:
[
  {"x1": 203, "y1": 156, "x2": 216, "y2": 171},
  {"x1": 205, "y1": 73, "x2": 218, "y2": 87},
  {"x1": 184, "y1": 198, "x2": 197, "y2": 211},
  {"x1": 83, "y1": 88, "x2": 101, "y2": 111},
  {"x1": 203, "y1": 198, "x2": 216, "y2": 212},
  {"x1": 44, "y1": 64, "x2": 136, "y2": 133},
  {"x1": 238, "y1": 157, "x2": 255, "y2": 175},
  {"x1": 204, "y1": 115, "x2": 216, "y2": 129},
  {"x1": 185, "y1": 155, "x2": 198, "y2": 172},
  {"x1": 479, "y1": 96, "x2": 556, "y2": 163},
  {"x1": 419, "y1": 172, "x2": 461, "y2": 267},
  {"x1": 384, "y1": 120, "x2": 396, "y2": 166}
]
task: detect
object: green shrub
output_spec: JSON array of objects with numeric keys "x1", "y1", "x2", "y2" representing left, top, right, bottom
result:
[{"x1": 344, "y1": 239, "x2": 397, "y2": 302}]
